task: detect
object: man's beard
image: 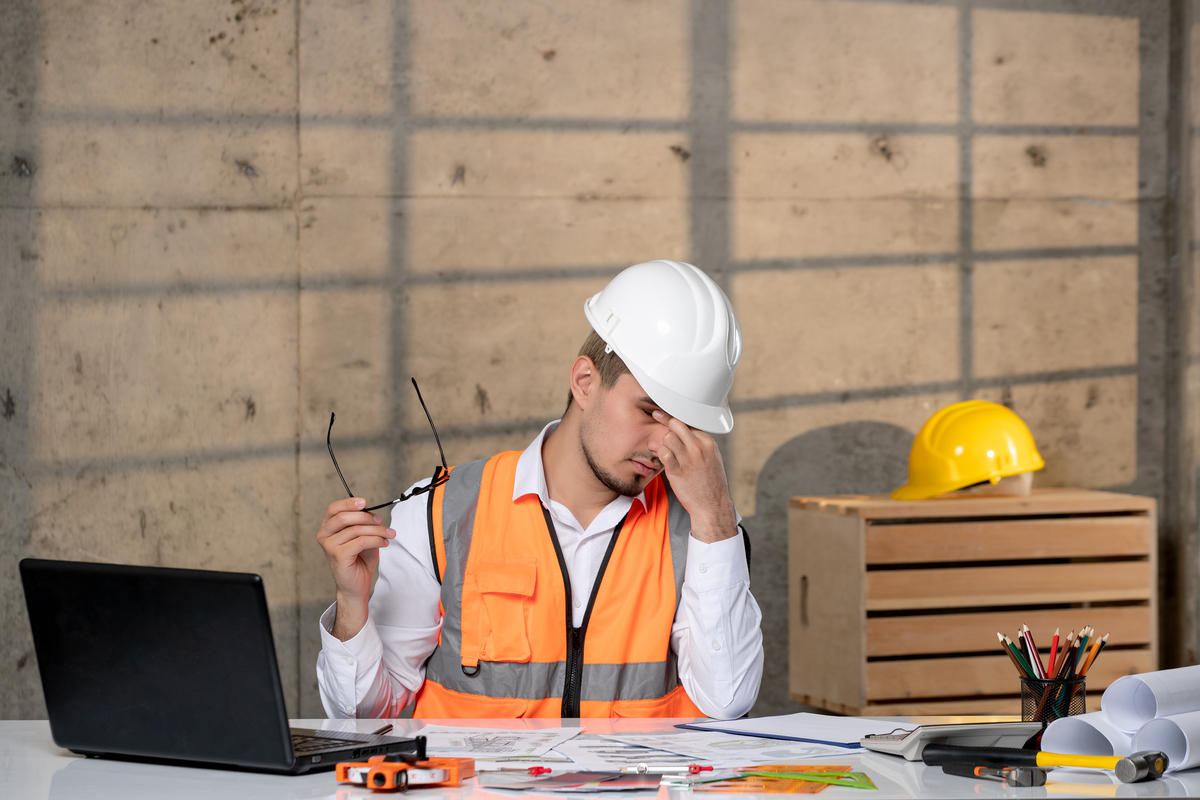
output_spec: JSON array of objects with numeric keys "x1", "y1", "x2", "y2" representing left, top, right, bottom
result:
[{"x1": 580, "y1": 424, "x2": 654, "y2": 498}]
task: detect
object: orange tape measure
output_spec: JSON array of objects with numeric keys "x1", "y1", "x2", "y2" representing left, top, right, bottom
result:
[{"x1": 336, "y1": 755, "x2": 475, "y2": 792}]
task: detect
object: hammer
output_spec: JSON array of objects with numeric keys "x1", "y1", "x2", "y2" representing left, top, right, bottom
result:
[{"x1": 923, "y1": 743, "x2": 1168, "y2": 783}]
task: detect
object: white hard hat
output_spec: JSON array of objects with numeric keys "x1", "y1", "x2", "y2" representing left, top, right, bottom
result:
[{"x1": 584, "y1": 260, "x2": 742, "y2": 433}]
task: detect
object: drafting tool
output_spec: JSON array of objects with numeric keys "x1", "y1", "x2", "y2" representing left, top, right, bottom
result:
[
  {"x1": 688, "y1": 764, "x2": 875, "y2": 794},
  {"x1": 621, "y1": 763, "x2": 713, "y2": 774}
]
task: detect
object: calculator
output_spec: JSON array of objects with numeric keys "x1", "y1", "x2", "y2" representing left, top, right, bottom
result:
[{"x1": 860, "y1": 722, "x2": 1045, "y2": 761}]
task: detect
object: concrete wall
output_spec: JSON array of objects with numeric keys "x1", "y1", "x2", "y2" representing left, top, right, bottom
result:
[{"x1": 0, "y1": 0, "x2": 1192, "y2": 719}]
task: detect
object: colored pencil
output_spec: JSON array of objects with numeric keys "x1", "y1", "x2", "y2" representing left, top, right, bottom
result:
[
  {"x1": 1073, "y1": 627, "x2": 1092, "y2": 677},
  {"x1": 1005, "y1": 634, "x2": 1036, "y2": 679},
  {"x1": 1080, "y1": 634, "x2": 1109, "y2": 677},
  {"x1": 1047, "y1": 628, "x2": 1060, "y2": 676},
  {"x1": 1024, "y1": 624, "x2": 1046, "y2": 679},
  {"x1": 998, "y1": 631, "x2": 1029, "y2": 676},
  {"x1": 1056, "y1": 630, "x2": 1074, "y2": 676},
  {"x1": 1054, "y1": 638, "x2": 1079, "y2": 680}
]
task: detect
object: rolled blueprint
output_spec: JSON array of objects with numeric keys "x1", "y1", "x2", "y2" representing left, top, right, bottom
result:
[
  {"x1": 1132, "y1": 710, "x2": 1200, "y2": 772},
  {"x1": 1042, "y1": 711, "x2": 1133, "y2": 757},
  {"x1": 1102, "y1": 666, "x2": 1200, "y2": 733}
]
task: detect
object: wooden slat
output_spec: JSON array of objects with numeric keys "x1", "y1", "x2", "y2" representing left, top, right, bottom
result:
[
  {"x1": 793, "y1": 695, "x2": 1104, "y2": 716},
  {"x1": 867, "y1": 605, "x2": 1153, "y2": 657},
  {"x1": 790, "y1": 489, "x2": 1156, "y2": 520},
  {"x1": 865, "y1": 696, "x2": 1103, "y2": 715},
  {"x1": 866, "y1": 649, "x2": 1152, "y2": 701},
  {"x1": 866, "y1": 562, "x2": 1152, "y2": 610},
  {"x1": 865, "y1": 517, "x2": 1152, "y2": 564}
]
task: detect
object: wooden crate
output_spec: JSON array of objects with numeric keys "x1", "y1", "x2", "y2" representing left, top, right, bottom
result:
[{"x1": 788, "y1": 489, "x2": 1157, "y2": 716}]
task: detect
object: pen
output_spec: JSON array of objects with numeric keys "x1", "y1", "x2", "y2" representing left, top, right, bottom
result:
[
  {"x1": 371, "y1": 723, "x2": 394, "y2": 736},
  {"x1": 621, "y1": 763, "x2": 713, "y2": 774}
]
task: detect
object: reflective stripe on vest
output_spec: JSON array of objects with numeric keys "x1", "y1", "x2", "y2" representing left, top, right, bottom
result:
[{"x1": 412, "y1": 450, "x2": 701, "y2": 719}]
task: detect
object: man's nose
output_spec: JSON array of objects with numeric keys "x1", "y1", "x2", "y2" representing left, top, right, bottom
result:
[{"x1": 647, "y1": 420, "x2": 670, "y2": 451}]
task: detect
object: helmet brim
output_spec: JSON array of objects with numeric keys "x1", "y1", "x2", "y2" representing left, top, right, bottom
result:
[
  {"x1": 623, "y1": 358, "x2": 734, "y2": 434},
  {"x1": 891, "y1": 458, "x2": 1046, "y2": 501}
]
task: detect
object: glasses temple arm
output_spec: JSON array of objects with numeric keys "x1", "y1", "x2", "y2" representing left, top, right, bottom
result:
[
  {"x1": 411, "y1": 377, "x2": 448, "y2": 471},
  {"x1": 326, "y1": 412, "x2": 355, "y2": 498}
]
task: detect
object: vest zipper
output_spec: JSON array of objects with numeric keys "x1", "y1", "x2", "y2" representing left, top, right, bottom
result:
[{"x1": 540, "y1": 505, "x2": 625, "y2": 718}]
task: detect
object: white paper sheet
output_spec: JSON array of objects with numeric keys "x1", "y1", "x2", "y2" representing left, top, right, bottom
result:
[
  {"x1": 472, "y1": 750, "x2": 579, "y2": 772},
  {"x1": 597, "y1": 730, "x2": 853, "y2": 765},
  {"x1": 1102, "y1": 665, "x2": 1200, "y2": 732},
  {"x1": 412, "y1": 724, "x2": 582, "y2": 758},
  {"x1": 554, "y1": 733, "x2": 701, "y2": 771},
  {"x1": 1041, "y1": 711, "x2": 1133, "y2": 757},
  {"x1": 1133, "y1": 710, "x2": 1200, "y2": 772},
  {"x1": 677, "y1": 712, "x2": 904, "y2": 747}
]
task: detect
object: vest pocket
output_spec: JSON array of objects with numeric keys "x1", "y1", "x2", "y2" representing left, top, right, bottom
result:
[
  {"x1": 474, "y1": 557, "x2": 536, "y2": 664},
  {"x1": 612, "y1": 686, "x2": 704, "y2": 718}
]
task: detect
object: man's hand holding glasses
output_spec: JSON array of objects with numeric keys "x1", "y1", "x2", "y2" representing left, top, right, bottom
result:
[{"x1": 316, "y1": 378, "x2": 449, "y2": 642}]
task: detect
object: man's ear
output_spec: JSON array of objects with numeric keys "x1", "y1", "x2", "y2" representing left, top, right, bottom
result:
[{"x1": 569, "y1": 355, "x2": 599, "y2": 411}]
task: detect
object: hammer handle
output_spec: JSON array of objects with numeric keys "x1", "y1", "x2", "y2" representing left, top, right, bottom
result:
[
  {"x1": 923, "y1": 743, "x2": 1123, "y2": 771},
  {"x1": 922, "y1": 743, "x2": 1039, "y2": 767}
]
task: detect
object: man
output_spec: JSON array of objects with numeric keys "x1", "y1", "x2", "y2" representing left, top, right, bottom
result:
[{"x1": 316, "y1": 260, "x2": 763, "y2": 719}]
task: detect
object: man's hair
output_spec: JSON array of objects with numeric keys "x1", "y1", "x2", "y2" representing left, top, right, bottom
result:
[{"x1": 565, "y1": 331, "x2": 631, "y2": 412}]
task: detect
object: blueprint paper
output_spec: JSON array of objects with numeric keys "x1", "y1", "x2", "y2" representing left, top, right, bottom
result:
[
  {"x1": 1102, "y1": 666, "x2": 1200, "y2": 732},
  {"x1": 1042, "y1": 712, "x2": 1133, "y2": 757},
  {"x1": 1133, "y1": 710, "x2": 1200, "y2": 772},
  {"x1": 554, "y1": 733, "x2": 699, "y2": 771},
  {"x1": 412, "y1": 724, "x2": 582, "y2": 758},
  {"x1": 597, "y1": 729, "x2": 853, "y2": 766}
]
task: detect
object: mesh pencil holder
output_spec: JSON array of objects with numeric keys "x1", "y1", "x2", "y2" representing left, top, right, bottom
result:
[{"x1": 1021, "y1": 677, "x2": 1086, "y2": 723}]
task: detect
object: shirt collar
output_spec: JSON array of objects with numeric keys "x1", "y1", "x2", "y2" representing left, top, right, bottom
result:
[{"x1": 514, "y1": 420, "x2": 648, "y2": 511}]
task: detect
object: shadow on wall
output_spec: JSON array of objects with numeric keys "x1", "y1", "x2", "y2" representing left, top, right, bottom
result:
[{"x1": 743, "y1": 421, "x2": 913, "y2": 717}]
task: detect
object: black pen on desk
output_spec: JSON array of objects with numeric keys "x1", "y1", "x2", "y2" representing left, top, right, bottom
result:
[{"x1": 371, "y1": 723, "x2": 393, "y2": 736}]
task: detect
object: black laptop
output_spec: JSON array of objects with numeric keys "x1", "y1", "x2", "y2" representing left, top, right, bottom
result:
[{"x1": 20, "y1": 558, "x2": 423, "y2": 774}]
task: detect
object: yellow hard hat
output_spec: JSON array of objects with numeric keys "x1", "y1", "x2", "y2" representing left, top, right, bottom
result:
[{"x1": 892, "y1": 400, "x2": 1045, "y2": 501}]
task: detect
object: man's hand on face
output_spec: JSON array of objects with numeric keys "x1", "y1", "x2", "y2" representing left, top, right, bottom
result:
[
  {"x1": 651, "y1": 410, "x2": 739, "y2": 544},
  {"x1": 316, "y1": 497, "x2": 396, "y2": 641}
]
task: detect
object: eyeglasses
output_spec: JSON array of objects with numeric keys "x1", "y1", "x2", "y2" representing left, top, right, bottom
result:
[{"x1": 326, "y1": 378, "x2": 450, "y2": 512}]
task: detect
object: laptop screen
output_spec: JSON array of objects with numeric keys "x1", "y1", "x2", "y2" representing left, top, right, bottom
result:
[{"x1": 21, "y1": 559, "x2": 295, "y2": 770}]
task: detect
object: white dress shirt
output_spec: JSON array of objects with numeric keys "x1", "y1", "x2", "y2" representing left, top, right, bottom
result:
[{"x1": 316, "y1": 421, "x2": 764, "y2": 720}]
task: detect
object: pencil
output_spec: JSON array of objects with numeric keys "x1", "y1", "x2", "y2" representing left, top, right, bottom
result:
[
  {"x1": 1024, "y1": 624, "x2": 1046, "y2": 679},
  {"x1": 1048, "y1": 628, "x2": 1060, "y2": 677},
  {"x1": 1073, "y1": 627, "x2": 1092, "y2": 677},
  {"x1": 998, "y1": 631, "x2": 1028, "y2": 676},
  {"x1": 1004, "y1": 634, "x2": 1036, "y2": 678},
  {"x1": 1056, "y1": 630, "x2": 1074, "y2": 677},
  {"x1": 1080, "y1": 634, "x2": 1109, "y2": 677},
  {"x1": 1055, "y1": 638, "x2": 1080, "y2": 680}
]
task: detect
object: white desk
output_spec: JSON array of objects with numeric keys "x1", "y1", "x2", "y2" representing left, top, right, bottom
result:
[{"x1": 3, "y1": 717, "x2": 1199, "y2": 799}]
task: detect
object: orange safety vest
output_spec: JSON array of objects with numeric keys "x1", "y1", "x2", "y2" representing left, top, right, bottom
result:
[{"x1": 411, "y1": 450, "x2": 705, "y2": 718}]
